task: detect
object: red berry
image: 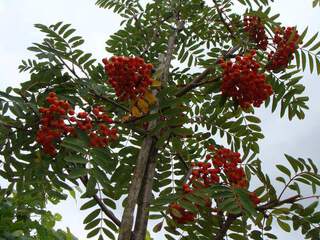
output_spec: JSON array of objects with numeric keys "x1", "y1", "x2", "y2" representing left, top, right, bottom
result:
[
  {"x1": 266, "y1": 27, "x2": 300, "y2": 72},
  {"x1": 208, "y1": 144, "x2": 215, "y2": 151},
  {"x1": 68, "y1": 109, "x2": 75, "y2": 115},
  {"x1": 48, "y1": 92, "x2": 56, "y2": 98},
  {"x1": 219, "y1": 52, "x2": 272, "y2": 108},
  {"x1": 103, "y1": 56, "x2": 153, "y2": 101},
  {"x1": 243, "y1": 16, "x2": 268, "y2": 50}
]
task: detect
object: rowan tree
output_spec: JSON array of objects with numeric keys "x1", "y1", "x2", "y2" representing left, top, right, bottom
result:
[{"x1": 1, "y1": 0, "x2": 320, "y2": 240}]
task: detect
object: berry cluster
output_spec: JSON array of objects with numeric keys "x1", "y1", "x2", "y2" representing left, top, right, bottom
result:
[
  {"x1": 36, "y1": 92, "x2": 75, "y2": 156},
  {"x1": 88, "y1": 106, "x2": 117, "y2": 148},
  {"x1": 219, "y1": 51, "x2": 273, "y2": 108},
  {"x1": 36, "y1": 92, "x2": 117, "y2": 156},
  {"x1": 169, "y1": 145, "x2": 260, "y2": 224},
  {"x1": 102, "y1": 56, "x2": 153, "y2": 101},
  {"x1": 267, "y1": 27, "x2": 300, "y2": 72},
  {"x1": 211, "y1": 147, "x2": 260, "y2": 207},
  {"x1": 211, "y1": 147, "x2": 247, "y2": 188},
  {"x1": 169, "y1": 203, "x2": 196, "y2": 224},
  {"x1": 244, "y1": 16, "x2": 268, "y2": 50},
  {"x1": 249, "y1": 192, "x2": 261, "y2": 205}
]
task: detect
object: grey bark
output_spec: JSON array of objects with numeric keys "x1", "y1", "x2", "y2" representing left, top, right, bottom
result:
[
  {"x1": 133, "y1": 142, "x2": 158, "y2": 239},
  {"x1": 117, "y1": 131, "x2": 157, "y2": 240}
]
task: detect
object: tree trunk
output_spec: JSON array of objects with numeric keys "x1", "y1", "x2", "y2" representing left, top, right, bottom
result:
[
  {"x1": 133, "y1": 143, "x2": 158, "y2": 239},
  {"x1": 117, "y1": 132, "x2": 157, "y2": 240},
  {"x1": 118, "y1": 5, "x2": 182, "y2": 240}
]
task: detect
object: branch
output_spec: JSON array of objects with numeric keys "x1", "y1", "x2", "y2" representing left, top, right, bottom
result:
[
  {"x1": 214, "y1": 214, "x2": 237, "y2": 240},
  {"x1": 93, "y1": 195, "x2": 121, "y2": 226},
  {"x1": 160, "y1": 20, "x2": 185, "y2": 84},
  {"x1": 212, "y1": 0, "x2": 236, "y2": 40},
  {"x1": 258, "y1": 194, "x2": 301, "y2": 212},
  {"x1": 89, "y1": 91, "x2": 129, "y2": 113},
  {"x1": 175, "y1": 67, "x2": 214, "y2": 97},
  {"x1": 0, "y1": 120, "x2": 24, "y2": 130},
  {"x1": 132, "y1": 19, "x2": 186, "y2": 240},
  {"x1": 175, "y1": 45, "x2": 240, "y2": 97},
  {"x1": 118, "y1": 9, "x2": 183, "y2": 240},
  {"x1": 213, "y1": 194, "x2": 301, "y2": 239},
  {"x1": 296, "y1": 195, "x2": 320, "y2": 201},
  {"x1": 79, "y1": 177, "x2": 121, "y2": 227},
  {"x1": 133, "y1": 134, "x2": 174, "y2": 239},
  {"x1": 195, "y1": 76, "x2": 220, "y2": 88},
  {"x1": 277, "y1": 172, "x2": 312, "y2": 201}
]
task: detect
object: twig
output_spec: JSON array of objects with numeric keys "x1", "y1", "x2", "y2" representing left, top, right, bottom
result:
[
  {"x1": 175, "y1": 67, "x2": 214, "y2": 97},
  {"x1": 79, "y1": 176, "x2": 121, "y2": 227},
  {"x1": 0, "y1": 121, "x2": 23, "y2": 130},
  {"x1": 277, "y1": 172, "x2": 309, "y2": 201},
  {"x1": 89, "y1": 91, "x2": 129, "y2": 113},
  {"x1": 175, "y1": 45, "x2": 240, "y2": 97},
  {"x1": 56, "y1": 54, "x2": 82, "y2": 80},
  {"x1": 258, "y1": 194, "x2": 300, "y2": 211},
  {"x1": 296, "y1": 195, "x2": 320, "y2": 201},
  {"x1": 213, "y1": 194, "x2": 301, "y2": 239},
  {"x1": 213, "y1": 0, "x2": 236, "y2": 40},
  {"x1": 139, "y1": 13, "x2": 175, "y2": 57},
  {"x1": 214, "y1": 214, "x2": 237, "y2": 240}
]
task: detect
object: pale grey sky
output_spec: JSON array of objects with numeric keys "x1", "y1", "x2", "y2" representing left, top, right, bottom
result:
[{"x1": 0, "y1": 0, "x2": 319, "y2": 239}]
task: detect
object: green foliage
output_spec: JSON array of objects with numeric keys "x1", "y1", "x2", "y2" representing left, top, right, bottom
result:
[
  {"x1": 295, "y1": 28, "x2": 320, "y2": 75},
  {"x1": 0, "y1": 187, "x2": 78, "y2": 240},
  {"x1": 95, "y1": 0, "x2": 142, "y2": 18},
  {"x1": 265, "y1": 69, "x2": 309, "y2": 120}
]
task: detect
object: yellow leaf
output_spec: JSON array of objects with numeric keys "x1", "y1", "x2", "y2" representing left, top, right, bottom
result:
[
  {"x1": 151, "y1": 79, "x2": 161, "y2": 87},
  {"x1": 152, "y1": 67, "x2": 164, "y2": 80},
  {"x1": 170, "y1": 208, "x2": 182, "y2": 218},
  {"x1": 34, "y1": 151, "x2": 42, "y2": 163},
  {"x1": 131, "y1": 106, "x2": 142, "y2": 118},
  {"x1": 137, "y1": 98, "x2": 149, "y2": 114},
  {"x1": 131, "y1": 97, "x2": 138, "y2": 105},
  {"x1": 144, "y1": 90, "x2": 157, "y2": 105}
]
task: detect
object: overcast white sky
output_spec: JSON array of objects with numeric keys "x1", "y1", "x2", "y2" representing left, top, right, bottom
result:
[{"x1": 0, "y1": 0, "x2": 319, "y2": 239}]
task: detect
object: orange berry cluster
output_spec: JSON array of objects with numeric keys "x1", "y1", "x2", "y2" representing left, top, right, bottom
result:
[
  {"x1": 244, "y1": 16, "x2": 268, "y2": 50},
  {"x1": 102, "y1": 56, "x2": 153, "y2": 101},
  {"x1": 267, "y1": 27, "x2": 300, "y2": 72},
  {"x1": 169, "y1": 203, "x2": 196, "y2": 224},
  {"x1": 242, "y1": 15, "x2": 300, "y2": 72},
  {"x1": 211, "y1": 147, "x2": 247, "y2": 188},
  {"x1": 219, "y1": 51, "x2": 273, "y2": 108},
  {"x1": 36, "y1": 92, "x2": 117, "y2": 156},
  {"x1": 169, "y1": 145, "x2": 260, "y2": 224},
  {"x1": 37, "y1": 92, "x2": 75, "y2": 156},
  {"x1": 211, "y1": 147, "x2": 260, "y2": 206},
  {"x1": 88, "y1": 106, "x2": 117, "y2": 148}
]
